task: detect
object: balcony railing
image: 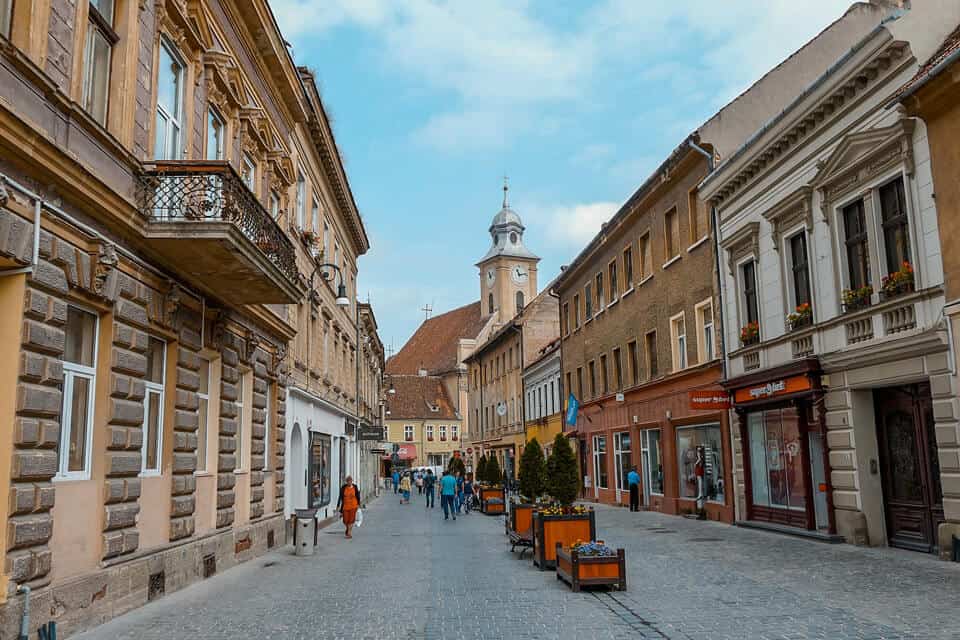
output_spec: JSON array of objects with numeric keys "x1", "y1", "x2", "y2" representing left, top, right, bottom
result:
[{"x1": 136, "y1": 161, "x2": 300, "y2": 302}]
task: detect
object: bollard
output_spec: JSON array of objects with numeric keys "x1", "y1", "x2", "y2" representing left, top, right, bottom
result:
[{"x1": 294, "y1": 508, "x2": 318, "y2": 556}]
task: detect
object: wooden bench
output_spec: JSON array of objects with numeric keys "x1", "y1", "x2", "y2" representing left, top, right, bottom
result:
[{"x1": 509, "y1": 526, "x2": 534, "y2": 558}]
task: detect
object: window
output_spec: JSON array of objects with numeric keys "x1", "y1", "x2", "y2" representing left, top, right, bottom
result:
[
  {"x1": 677, "y1": 424, "x2": 724, "y2": 503},
  {"x1": 516, "y1": 290, "x2": 524, "y2": 314},
  {"x1": 197, "y1": 357, "x2": 210, "y2": 473},
  {"x1": 748, "y1": 409, "x2": 805, "y2": 510},
  {"x1": 573, "y1": 294, "x2": 581, "y2": 328},
  {"x1": 609, "y1": 260, "x2": 618, "y2": 300},
  {"x1": 563, "y1": 302, "x2": 570, "y2": 336},
  {"x1": 439, "y1": 425, "x2": 447, "y2": 441},
  {"x1": 670, "y1": 312, "x2": 687, "y2": 371},
  {"x1": 642, "y1": 429, "x2": 664, "y2": 495},
  {"x1": 242, "y1": 153, "x2": 257, "y2": 194},
  {"x1": 588, "y1": 360, "x2": 596, "y2": 398},
  {"x1": 623, "y1": 246, "x2": 634, "y2": 289},
  {"x1": 788, "y1": 233, "x2": 811, "y2": 309},
  {"x1": 664, "y1": 207, "x2": 679, "y2": 260},
  {"x1": 879, "y1": 177, "x2": 910, "y2": 275},
  {"x1": 585, "y1": 283, "x2": 593, "y2": 319},
  {"x1": 595, "y1": 272, "x2": 605, "y2": 310},
  {"x1": 600, "y1": 354, "x2": 609, "y2": 395},
  {"x1": 614, "y1": 432, "x2": 632, "y2": 493},
  {"x1": 404, "y1": 425, "x2": 414, "y2": 442},
  {"x1": 263, "y1": 383, "x2": 273, "y2": 471},
  {"x1": 688, "y1": 187, "x2": 706, "y2": 244},
  {"x1": 452, "y1": 424, "x2": 459, "y2": 441},
  {"x1": 323, "y1": 220, "x2": 330, "y2": 254},
  {"x1": 311, "y1": 198, "x2": 320, "y2": 236},
  {"x1": 695, "y1": 300, "x2": 715, "y2": 363},
  {"x1": 296, "y1": 173, "x2": 306, "y2": 230},
  {"x1": 639, "y1": 233, "x2": 651, "y2": 279},
  {"x1": 488, "y1": 293, "x2": 494, "y2": 315},
  {"x1": 645, "y1": 330, "x2": 658, "y2": 379},
  {"x1": 82, "y1": 0, "x2": 117, "y2": 126},
  {"x1": 0, "y1": 0, "x2": 12, "y2": 38},
  {"x1": 142, "y1": 337, "x2": 166, "y2": 474},
  {"x1": 741, "y1": 260, "x2": 759, "y2": 325},
  {"x1": 627, "y1": 340, "x2": 639, "y2": 386},
  {"x1": 842, "y1": 200, "x2": 870, "y2": 290},
  {"x1": 270, "y1": 192, "x2": 280, "y2": 220},
  {"x1": 576, "y1": 367, "x2": 584, "y2": 401},
  {"x1": 59, "y1": 307, "x2": 98, "y2": 478},
  {"x1": 155, "y1": 39, "x2": 184, "y2": 159},
  {"x1": 235, "y1": 370, "x2": 249, "y2": 471},
  {"x1": 592, "y1": 435, "x2": 608, "y2": 489},
  {"x1": 206, "y1": 109, "x2": 224, "y2": 160},
  {"x1": 566, "y1": 372, "x2": 573, "y2": 403},
  {"x1": 613, "y1": 347, "x2": 623, "y2": 391},
  {"x1": 309, "y1": 432, "x2": 331, "y2": 508}
]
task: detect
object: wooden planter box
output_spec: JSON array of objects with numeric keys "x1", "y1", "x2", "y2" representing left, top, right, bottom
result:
[
  {"x1": 555, "y1": 544, "x2": 626, "y2": 592},
  {"x1": 508, "y1": 503, "x2": 536, "y2": 536},
  {"x1": 480, "y1": 486, "x2": 505, "y2": 515},
  {"x1": 532, "y1": 510, "x2": 596, "y2": 570}
]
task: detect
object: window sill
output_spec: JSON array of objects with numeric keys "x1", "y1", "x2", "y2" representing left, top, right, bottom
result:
[
  {"x1": 594, "y1": 307, "x2": 605, "y2": 317},
  {"x1": 573, "y1": 327, "x2": 581, "y2": 334},
  {"x1": 139, "y1": 470, "x2": 163, "y2": 478},
  {"x1": 585, "y1": 317, "x2": 593, "y2": 325},
  {"x1": 607, "y1": 297, "x2": 619, "y2": 308},
  {"x1": 638, "y1": 274, "x2": 654, "y2": 287},
  {"x1": 193, "y1": 471, "x2": 214, "y2": 477},
  {"x1": 687, "y1": 236, "x2": 709, "y2": 252},
  {"x1": 54, "y1": 473, "x2": 92, "y2": 483},
  {"x1": 662, "y1": 255, "x2": 682, "y2": 270},
  {"x1": 621, "y1": 287, "x2": 635, "y2": 298}
]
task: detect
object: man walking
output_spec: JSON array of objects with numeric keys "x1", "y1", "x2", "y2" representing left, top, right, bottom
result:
[
  {"x1": 627, "y1": 466, "x2": 641, "y2": 512},
  {"x1": 392, "y1": 469, "x2": 400, "y2": 495},
  {"x1": 440, "y1": 470, "x2": 457, "y2": 521},
  {"x1": 424, "y1": 469, "x2": 436, "y2": 509}
]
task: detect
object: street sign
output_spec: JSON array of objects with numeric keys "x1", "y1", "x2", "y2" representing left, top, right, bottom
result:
[
  {"x1": 357, "y1": 425, "x2": 385, "y2": 441},
  {"x1": 467, "y1": 447, "x2": 473, "y2": 454}
]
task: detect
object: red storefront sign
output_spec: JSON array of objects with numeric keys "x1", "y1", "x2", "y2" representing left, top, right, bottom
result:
[
  {"x1": 689, "y1": 389, "x2": 731, "y2": 410},
  {"x1": 733, "y1": 375, "x2": 812, "y2": 404}
]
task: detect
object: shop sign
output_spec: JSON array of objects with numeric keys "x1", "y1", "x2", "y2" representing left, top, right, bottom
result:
[
  {"x1": 357, "y1": 425, "x2": 385, "y2": 441},
  {"x1": 689, "y1": 389, "x2": 731, "y2": 410},
  {"x1": 734, "y1": 375, "x2": 811, "y2": 404}
]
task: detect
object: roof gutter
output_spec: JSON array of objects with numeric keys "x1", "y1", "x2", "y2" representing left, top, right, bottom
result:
[{"x1": 890, "y1": 45, "x2": 960, "y2": 107}]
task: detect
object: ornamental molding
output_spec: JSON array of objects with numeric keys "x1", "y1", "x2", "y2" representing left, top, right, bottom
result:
[
  {"x1": 92, "y1": 242, "x2": 119, "y2": 302},
  {"x1": 243, "y1": 328, "x2": 261, "y2": 365},
  {"x1": 162, "y1": 282, "x2": 183, "y2": 330},
  {"x1": 721, "y1": 221, "x2": 760, "y2": 275},
  {"x1": 761, "y1": 186, "x2": 813, "y2": 251}
]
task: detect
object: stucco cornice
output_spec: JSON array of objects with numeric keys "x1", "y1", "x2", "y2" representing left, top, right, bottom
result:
[{"x1": 761, "y1": 186, "x2": 813, "y2": 250}]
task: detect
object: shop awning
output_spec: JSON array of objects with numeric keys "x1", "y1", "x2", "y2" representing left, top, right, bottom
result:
[{"x1": 382, "y1": 444, "x2": 417, "y2": 460}]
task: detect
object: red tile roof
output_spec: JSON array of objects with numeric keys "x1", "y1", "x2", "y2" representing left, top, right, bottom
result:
[
  {"x1": 384, "y1": 375, "x2": 459, "y2": 420},
  {"x1": 386, "y1": 301, "x2": 487, "y2": 375},
  {"x1": 896, "y1": 22, "x2": 960, "y2": 101}
]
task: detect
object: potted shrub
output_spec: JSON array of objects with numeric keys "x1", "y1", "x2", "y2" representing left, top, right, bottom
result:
[
  {"x1": 739, "y1": 321, "x2": 760, "y2": 347},
  {"x1": 786, "y1": 303, "x2": 812, "y2": 331},
  {"x1": 842, "y1": 285, "x2": 873, "y2": 312},
  {"x1": 880, "y1": 262, "x2": 914, "y2": 300},
  {"x1": 509, "y1": 439, "x2": 546, "y2": 543},
  {"x1": 532, "y1": 434, "x2": 596, "y2": 570},
  {"x1": 476, "y1": 455, "x2": 488, "y2": 483},
  {"x1": 555, "y1": 541, "x2": 626, "y2": 592},
  {"x1": 480, "y1": 456, "x2": 505, "y2": 515}
]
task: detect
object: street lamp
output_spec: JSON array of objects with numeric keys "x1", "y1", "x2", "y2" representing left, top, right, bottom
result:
[{"x1": 308, "y1": 245, "x2": 350, "y2": 307}]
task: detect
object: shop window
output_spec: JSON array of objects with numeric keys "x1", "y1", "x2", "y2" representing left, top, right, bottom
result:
[
  {"x1": 584, "y1": 282, "x2": 593, "y2": 319},
  {"x1": 196, "y1": 357, "x2": 211, "y2": 473},
  {"x1": 676, "y1": 424, "x2": 725, "y2": 503},
  {"x1": 82, "y1": 0, "x2": 117, "y2": 126},
  {"x1": 588, "y1": 360, "x2": 596, "y2": 398},
  {"x1": 573, "y1": 294, "x2": 580, "y2": 328},
  {"x1": 842, "y1": 199, "x2": 870, "y2": 291},
  {"x1": 879, "y1": 177, "x2": 910, "y2": 275},
  {"x1": 741, "y1": 260, "x2": 759, "y2": 325},
  {"x1": 664, "y1": 207, "x2": 679, "y2": 261},
  {"x1": 59, "y1": 306, "x2": 99, "y2": 479},
  {"x1": 0, "y1": 0, "x2": 11, "y2": 38},
  {"x1": 623, "y1": 245, "x2": 634, "y2": 289},
  {"x1": 155, "y1": 39, "x2": 184, "y2": 159},
  {"x1": 142, "y1": 337, "x2": 166, "y2": 474},
  {"x1": 747, "y1": 408, "x2": 806, "y2": 511},
  {"x1": 614, "y1": 432, "x2": 632, "y2": 493},
  {"x1": 595, "y1": 272, "x2": 604, "y2": 310},
  {"x1": 695, "y1": 299, "x2": 714, "y2": 363},
  {"x1": 309, "y1": 432, "x2": 331, "y2": 508},
  {"x1": 608, "y1": 260, "x2": 618, "y2": 301},
  {"x1": 206, "y1": 108, "x2": 224, "y2": 160},
  {"x1": 642, "y1": 429, "x2": 663, "y2": 495},
  {"x1": 627, "y1": 340, "x2": 639, "y2": 386},
  {"x1": 645, "y1": 330, "x2": 658, "y2": 379},
  {"x1": 439, "y1": 425, "x2": 447, "y2": 441},
  {"x1": 613, "y1": 348, "x2": 623, "y2": 391},
  {"x1": 788, "y1": 233, "x2": 811, "y2": 309},
  {"x1": 404, "y1": 425, "x2": 414, "y2": 442},
  {"x1": 592, "y1": 435, "x2": 608, "y2": 489},
  {"x1": 600, "y1": 354, "x2": 608, "y2": 395},
  {"x1": 670, "y1": 312, "x2": 687, "y2": 371},
  {"x1": 639, "y1": 232, "x2": 651, "y2": 280},
  {"x1": 296, "y1": 172, "x2": 306, "y2": 230}
]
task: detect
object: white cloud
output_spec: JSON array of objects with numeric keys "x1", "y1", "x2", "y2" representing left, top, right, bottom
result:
[{"x1": 532, "y1": 202, "x2": 621, "y2": 250}]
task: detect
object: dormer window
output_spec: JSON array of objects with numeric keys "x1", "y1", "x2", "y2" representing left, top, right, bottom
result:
[{"x1": 429, "y1": 404, "x2": 439, "y2": 413}]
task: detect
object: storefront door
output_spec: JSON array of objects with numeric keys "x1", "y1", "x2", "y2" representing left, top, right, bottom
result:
[
  {"x1": 874, "y1": 383, "x2": 945, "y2": 553},
  {"x1": 746, "y1": 407, "x2": 809, "y2": 528}
]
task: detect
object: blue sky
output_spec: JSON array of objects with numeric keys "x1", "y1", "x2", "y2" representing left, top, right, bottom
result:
[{"x1": 273, "y1": 0, "x2": 853, "y2": 352}]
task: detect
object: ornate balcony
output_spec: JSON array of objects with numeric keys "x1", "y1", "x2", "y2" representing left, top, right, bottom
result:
[{"x1": 136, "y1": 161, "x2": 301, "y2": 304}]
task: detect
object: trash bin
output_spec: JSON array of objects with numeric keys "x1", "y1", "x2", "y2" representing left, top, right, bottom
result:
[{"x1": 294, "y1": 508, "x2": 318, "y2": 556}]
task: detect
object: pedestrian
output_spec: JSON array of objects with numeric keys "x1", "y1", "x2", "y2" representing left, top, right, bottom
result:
[
  {"x1": 416, "y1": 470, "x2": 424, "y2": 495},
  {"x1": 440, "y1": 470, "x2": 457, "y2": 521},
  {"x1": 399, "y1": 473, "x2": 412, "y2": 504},
  {"x1": 627, "y1": 466, "x2": 641, "y2": 512},
  {"x1": 454, "y1": 470, "x2": 464, "y2": 514},
  {"x1": 392, "y1": 469, "x2": 400, "y2": 494},
  {"x1": 424, "y1": 469, "x2": 436, "y2": 509},
  {"x1": 462, "y1": 473, "x2": 475, "y2": 514},
  {"x1": 336, "y1": 475, "x2": 361, "y2": 539}
]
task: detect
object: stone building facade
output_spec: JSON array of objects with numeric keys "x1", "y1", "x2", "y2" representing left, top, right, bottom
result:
[
  {"x1": 384, "y1": 375, "x2": 462, "y2": 469},
  {"x1": 0, "y1": 0, "x2": 374, "y2": 635}
]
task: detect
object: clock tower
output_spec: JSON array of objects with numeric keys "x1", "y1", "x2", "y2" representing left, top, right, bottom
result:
[{"x1": 477, "y1": 181, "x2": 539, "y2": 326}]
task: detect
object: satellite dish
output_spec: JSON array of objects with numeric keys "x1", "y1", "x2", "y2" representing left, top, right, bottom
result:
[{"x1": 496, "y1": 402, "x2": 507, "y2": 417}]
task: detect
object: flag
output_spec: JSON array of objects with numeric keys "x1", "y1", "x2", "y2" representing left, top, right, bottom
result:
[{"x1": 565, "y1": 393, "x2": 579, "y2": 426}]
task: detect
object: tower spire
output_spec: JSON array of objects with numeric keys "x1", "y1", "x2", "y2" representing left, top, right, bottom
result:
[{"x1": 502, "y1": 175, "x2": 509, "y2": 208}]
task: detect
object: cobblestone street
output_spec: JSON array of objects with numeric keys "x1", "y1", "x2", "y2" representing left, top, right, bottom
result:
[{"x1": 72, "y1": 495, "x2": 960, "y2": 640}]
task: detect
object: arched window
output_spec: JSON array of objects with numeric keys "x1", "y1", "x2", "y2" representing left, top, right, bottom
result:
[
  {"x1": 488, "y1": 293, "x2": 494, "y2": 314},
  {"x1": 516, "y1": 291, "x2": 525, "y2": 313}
]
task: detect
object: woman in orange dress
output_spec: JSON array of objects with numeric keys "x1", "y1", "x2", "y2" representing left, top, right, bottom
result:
[{"x1": 336, "y1": 475, "x2": 361, "y2": 539}]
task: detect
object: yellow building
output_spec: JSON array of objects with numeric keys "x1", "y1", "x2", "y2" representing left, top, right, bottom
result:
[
  {"x1": 523, "y1": 339, "x2": 564, "y2": 458},
  {"x1": 384, "y1": 375, "x2": 463, "y2": 469}
]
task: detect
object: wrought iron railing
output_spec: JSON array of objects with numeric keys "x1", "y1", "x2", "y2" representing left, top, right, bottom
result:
[{"x1": 136, "y1": 161, "x2": 299, "y2": 285}]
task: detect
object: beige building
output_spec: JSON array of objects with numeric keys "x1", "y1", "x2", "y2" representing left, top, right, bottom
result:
[
  {"x1": 384, "y1": 375, "x2": 462, "y2": 469},
  {"x1": 0, "y1": 0, "x2": 376, "y2": 636}
]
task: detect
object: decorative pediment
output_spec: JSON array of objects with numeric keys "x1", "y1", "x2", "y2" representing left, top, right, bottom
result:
[
  {"x1": 762, "y1": 186, "x2": 813, "y2": 249},
  {"x1": 203, "y1": 52, "x2": 245, "y2": 114},
  {"x1": 812, "y1": 119, "x2": 916, "y2": 211},
  {"x1": 155, "y1": 0, "x2": 205, "y2": 57},
  {"x1": 721, "y1": 221, "x2": 760, "y2": 275}
]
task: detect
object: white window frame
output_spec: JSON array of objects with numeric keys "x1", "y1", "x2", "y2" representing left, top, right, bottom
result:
[
  {"x1": 154, "y1": 38, "x2": 185, "y2": 160},
  {"x1": 242, "y1": 153, "x2": 257, "y2": 194},
  {"x1": 642, "y1": 428, "x2": 664, "y2": 497},
  {"x1": 670, "y1": 311, "x2": 687, "y2": 371},
  {"x1": 235, "y1": 369, "x2": 251, "y2": 472},
  {"x1": 141, "y1": 338, "x2": 167, "y2": 476},
  {"x1": 206, "y1": 108, "x2": 225, "y2": 160},
  {"x1": 614, "y1": 431, "x2": 631, "y2": 494},
  {"x1": 311, "y1": 197, "x2": 320, "y2": 235},
  {"x1": 426, "y1": 424, "x2": 434, "y2": 440},
  {"x1": 694, "y1": 299, "x2": 714, "y2": 364},
  {"x1": 404, "y1": 425, "x2": 414, "y2": 442},
  {"x1": 296, "y1": 172, "x2": 306, "y2": 230},
  {"x1": 58, "y1": 307, "x2": 99, "y2": 480},
  {"x1": 196, "y1": 356, "x2": 211, "y2": 473},
  {"x1": 451, "y1": 424, "x2": 459, "y2": 441},
  {"x1": 738, "y1": 256, "x2": 760, "y2": 332},
  {"x1": 0, "y1": 0, "x2": 12, "y2": 38},
  {"x1": 592, "y1": 435, "x2": 608, "y2": 490},
  {"x1": 81, "y1": 0, "x2": 116, "y2": 127},
  {"x1": 439, "y1": 424, "x2": 447, "y2": 441}
]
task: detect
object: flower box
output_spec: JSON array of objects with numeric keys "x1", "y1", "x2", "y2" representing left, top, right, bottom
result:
[
  {"x1": 880, "y1": 262, "x2": 914, "y2": 301},
  {"x1": 740, "y1": 322, "x2": 760, "y2": 347},
  {"x1": 480, "y1": 486, "x2": 506, "y2": 515},
  {"x1": 786, "y1": 303, "x2": 812, "y2": 332},
  {"x1": 555, "y1": 544, "x2": 626, "y2": 592},
  {"x1": 507, "y1": 502, "x2": 536, "y2": 537},
  {"x1": 842, "y1": 285, "x2": 873, "y2": 313},
  {"x1": 532, "y1": 510, "x2": 596, "y2": 570}
]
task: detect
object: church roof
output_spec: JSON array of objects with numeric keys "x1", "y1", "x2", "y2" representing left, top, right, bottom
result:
[{"x1": 386, "y1": 301, "x2": 488, "y2": 376}]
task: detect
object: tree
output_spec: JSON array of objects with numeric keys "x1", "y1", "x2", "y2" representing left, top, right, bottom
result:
[
  {"x1": 448, "y1": 455, "x2": 466, "y2": 477},
  {"x1": 546, "y1": 433, "x2": 579, "y2": 506},
  {"x1": 518, "y1": 438, "x2": 546, "y2": 500},
  {"x1": 476, "y1": 455, "x2": 488, "y2": 483},
  {"x1": 485, "y1": 455, "x2": 502, "y2": 485}
]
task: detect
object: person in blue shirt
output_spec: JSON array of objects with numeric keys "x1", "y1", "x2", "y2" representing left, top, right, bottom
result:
[
  {"x1": 392, "y1": 469, "x2": 400, "y2": 494},
  {"x1": 454, "y1": 471, "x2": 465, "y2": 513},
  {"x1": 423, "y1": 469, "x2": 436, "y2": 509},
  {"x1": 627, "y1": 466, "x2": 641, "y2": 512},
  {"x1": 439, "y1": 470, "x2": 458, "y2": 521}
]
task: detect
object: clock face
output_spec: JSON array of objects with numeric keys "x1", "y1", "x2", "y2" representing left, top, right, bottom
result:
[
  {"x1": 511, "y1": 265, "x2": 529, "y2": 284},
  {"x1": 486, "y1": 268, "x2": 496, "y2": 286}
]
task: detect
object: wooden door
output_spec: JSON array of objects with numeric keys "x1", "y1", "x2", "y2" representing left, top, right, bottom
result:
[{"x1": 874, "y1": 384, "x2": 945, "y2": 553}]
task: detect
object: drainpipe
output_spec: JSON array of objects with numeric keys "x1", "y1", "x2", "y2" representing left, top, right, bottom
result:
[{"x1": 17, "y1": 584, "x2": 30, "y2": 640}]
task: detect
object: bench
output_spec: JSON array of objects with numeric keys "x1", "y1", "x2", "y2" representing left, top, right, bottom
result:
[{"x1": 509, "y1": 526, "x2": 534, "y2": 558}]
